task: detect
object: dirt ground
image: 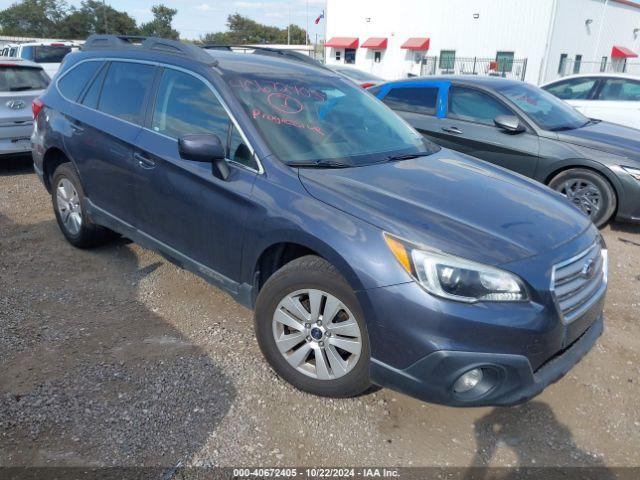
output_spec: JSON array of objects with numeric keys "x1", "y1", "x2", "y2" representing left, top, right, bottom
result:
[{"x1": 1, "y1": 157, "x2": 639, "y2": 471}]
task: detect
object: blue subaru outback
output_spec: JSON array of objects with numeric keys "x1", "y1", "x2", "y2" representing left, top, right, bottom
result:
[{"x1": 31, "y1": 36, "x2": 607, "y2": 406}]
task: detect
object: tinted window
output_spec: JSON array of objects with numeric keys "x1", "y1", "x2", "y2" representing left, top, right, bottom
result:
[
  {"x1": 21, "y1": 45, "x2": 71, "y2": 63},
  {"x1": 226, "y1": 72, "x2": 435, "y2": 166},
  {"x1": 448, "y1": 87, "x2": 512, "y2": 125},
  {"x1": 58, "y1": 61, "x2": 102, "y2": 101},
  {"x1": 383, "y1": 87, "x2": 438, "y2": 115},
  {"x1": 597, "y1": 78, "x2": 640, "y2": 101},
  {"x1": 98, "y1": 62, "x2": 155, "y2": 124},
  {"x1": 497, "y1": 82, "x2": 588, "y2": 131},
  {"x1": 0, "y1": 66, "x2": 49, "y2": 92},
  {"x1": 152, "y1": 69, "x2": 229, "y2": 140},
  {"x1": 229, "y1": 125, "x2": 254, "y2": 168},
  {"x1": 81, "y1": 64, "x2": 107, "y2": 109},
  {"x1": 544, "y1": 77, "x2": 597, "y2": 100}
]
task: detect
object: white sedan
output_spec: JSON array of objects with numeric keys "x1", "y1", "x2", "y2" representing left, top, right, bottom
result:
[{"x1": 541, "y1": 73, "x2": 640, "y2": 130}]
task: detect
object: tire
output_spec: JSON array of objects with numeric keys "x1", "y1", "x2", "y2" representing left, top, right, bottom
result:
[
  {"x1": 255, "y1": 255, "x2": 371, "y2": 398},
  {"x1": 548, "y1": 168, "x2": 617, "y2": 228},
  {"x1": 51, "y1": 162, "x2": 112, "y2": 248}
]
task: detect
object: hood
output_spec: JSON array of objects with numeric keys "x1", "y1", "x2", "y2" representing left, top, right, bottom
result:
[
  {"x1": 299, "y1": 150, "x2": 591, "y2": 266},
  {"x1": 556, "y1": 121, "x2": 640, "y2": 160}
]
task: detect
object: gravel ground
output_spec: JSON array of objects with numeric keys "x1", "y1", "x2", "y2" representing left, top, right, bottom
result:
[{"x1": 1, "y1": 157, "x2": 639, "y2": 470}]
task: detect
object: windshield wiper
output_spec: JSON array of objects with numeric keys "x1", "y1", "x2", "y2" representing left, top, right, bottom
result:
[
  {"x1": 288, "y1": 159, "x2": 352, "y2": 168},
  {"x1": 386, "y1": 152, "x2": 428, "y2": 161},
  {"x1": 9, "y1": 85, "x2": 33, "y2": 91},
  {"x1": 549, "y1": 125, "x2": 577, "y2": 132}
]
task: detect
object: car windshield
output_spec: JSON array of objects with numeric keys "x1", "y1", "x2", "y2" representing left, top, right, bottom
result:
[
  {"x1": 225, "y1": 72, "x2": 436, "y2": 166},
  {"x1": 0, "y1": 66, "x2": 49, "y2": 92},
  {"x1": 334, "y1": 67, "x2": 384, "y2": 83},
  {"x1": 496, "y1": 82, "x2": 589, "y2": 131}
]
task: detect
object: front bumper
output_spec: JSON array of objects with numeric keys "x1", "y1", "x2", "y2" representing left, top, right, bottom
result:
[{"x1": 371, "y1": 313, "x2": 603, "y2": 407}]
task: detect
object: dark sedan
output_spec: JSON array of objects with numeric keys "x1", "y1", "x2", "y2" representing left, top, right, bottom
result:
[{"x1": 371, "y1": 76, "x2": 640, "y2": 227}]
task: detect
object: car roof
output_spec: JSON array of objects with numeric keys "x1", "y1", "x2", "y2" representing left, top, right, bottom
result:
[
  {"x1": 0, "y1": 57, "x2": 43, "y2": 68},
  {"x1": 378, "y1": 75, "x2": 525, "y2": 90},
  {"x1": 542, "y1": 72, "x2": 640, "y2": 85}
]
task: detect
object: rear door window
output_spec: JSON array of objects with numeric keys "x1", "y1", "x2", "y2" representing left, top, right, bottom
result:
[
  {"x1": 58, "y1": 61, "x2": 103, "y2": 101},
  {"x1": 597, "y1": 78, "x2": 640, "y2": 101},
  {"x1": 97, "y1": 61, "x2": 156, "y2": 124},
  {"x1": 448, "y1": 86, "x2": 513, "y2": 125},
  {"x1": 544, "y1": 77, "x2": 597, "y2": 100},
  {"x1": 382, "y1": 87, "x2": 439, "y2": 115},
  {"x1": 0, "y1": 66, "x2": 49, "y2": 92}
]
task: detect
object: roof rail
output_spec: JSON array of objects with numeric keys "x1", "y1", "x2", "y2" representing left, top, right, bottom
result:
[
  {"x1": 201, "y1": 44, "x2": 328, "y2": 69},
  {"x1": 81, "y1": 35, "x2": 217, "y2": 64}
]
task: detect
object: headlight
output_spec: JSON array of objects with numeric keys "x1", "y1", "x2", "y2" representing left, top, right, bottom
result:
[
  {"x1": 622, "y1": 166, "x2": 640, "y2": 181},
  {"x1": 384, "y1": 233, "x2": 528, "y2": 303}
]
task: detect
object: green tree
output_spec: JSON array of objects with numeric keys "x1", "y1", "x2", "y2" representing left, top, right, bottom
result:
[
  {"x1": 57, "y1": 1, "x2": 139, "y2": 39},
  {"x1": 200, "y1": 13, "x2": 309, "y2": 45},
  {"x1": 0, "y1": 0, "x2": 68, "y2": 38},
  {"x1": 139, "y1": 4, "x2": 179, "y2": 40}
]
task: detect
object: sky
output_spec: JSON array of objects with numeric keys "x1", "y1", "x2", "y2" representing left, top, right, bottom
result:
[{"x1": 0, "y1": 0, "x2": 329, "y2": 41}]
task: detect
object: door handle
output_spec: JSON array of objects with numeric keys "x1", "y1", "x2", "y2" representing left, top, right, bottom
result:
[
  {"x1": 442, "y1": 126, "x2": 463, "y2": 135},
  {"x1": 70, "y1": 123, "x2": 84, "y2": 133},
  {"x1": 134, "y1": 153, "x2": 156, "y2": 169}
]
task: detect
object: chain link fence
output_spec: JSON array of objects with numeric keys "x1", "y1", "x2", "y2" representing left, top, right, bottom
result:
[{"x1": 418, "y1": 56, "x2": 528, "y2": 80}]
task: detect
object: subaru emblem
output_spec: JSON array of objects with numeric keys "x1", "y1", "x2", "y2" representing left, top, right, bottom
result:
[{"x1": 581, "y1": 259, "x2": 596, "y2": 279}]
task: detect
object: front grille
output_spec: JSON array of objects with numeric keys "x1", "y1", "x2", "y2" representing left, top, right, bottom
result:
[{"x1": 551, "y1": 242, "x2": 607, "y2": 324}]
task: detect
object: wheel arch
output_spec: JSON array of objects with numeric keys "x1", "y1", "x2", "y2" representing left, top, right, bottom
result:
[
  {"x1": 249, "y1": 234, "x2": 366, "y2": 302},
  {"x1": 41, "y1": 146, "x2": 74, "y2": 192},
  {"x1": 542, "y1": 159, "x2": 621, "y2": 202}
]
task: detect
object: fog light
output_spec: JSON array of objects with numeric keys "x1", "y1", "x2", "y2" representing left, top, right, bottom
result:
[{"x1": 453, "y1": 368, "x2": 483, "y2": 393}]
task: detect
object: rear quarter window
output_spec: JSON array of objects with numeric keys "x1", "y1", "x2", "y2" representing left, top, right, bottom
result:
[
  {"x1": 382, "y1": 87, "x2": 439, "y2": 115},
  {"x1": 0, "y1": 66, "x2": 49, "y2": 92},
  {"x1": 58, "y1": 61, "x2": 103, "y2": 102}
]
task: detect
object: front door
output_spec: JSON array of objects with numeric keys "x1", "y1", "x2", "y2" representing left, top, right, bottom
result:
[
  {"x1": 435, "y1": 85, "x2": 540, "y2": 178},
  {"x1": 132, "y1": 67, "x2": 258, "y2": 281}
]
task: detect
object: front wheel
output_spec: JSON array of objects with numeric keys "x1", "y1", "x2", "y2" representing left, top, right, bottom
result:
[
  {"x1": 254, "y1": 255, "x2": 371, "y2": 398},
  {"x1": 549, "y1": 168, "x2": 616, "y2": 228}
]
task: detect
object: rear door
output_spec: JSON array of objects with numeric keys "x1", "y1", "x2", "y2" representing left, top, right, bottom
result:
[
  {"x1": 378, "y1": 83, "x2": 444, "y2": 142},
  {"x1": 436, "y1": 85, "x2": 540, "y2": 177},
  {"x1": 586, "y1": 77, "x2": 640, "y2": 129},
  {"x1": 131, "y1": 67, "x2": 258, "y2": 280},
  {"x1": 61, "y1": 60, "x2": 157, "y2": 224},
  {"x1": 0, "y1": 65, "x2": 49, "y2": 153}
]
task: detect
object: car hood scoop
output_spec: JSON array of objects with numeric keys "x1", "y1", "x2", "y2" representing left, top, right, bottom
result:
[{"x1": 298, "y1": 150, "x2": 591, "y2": 265}]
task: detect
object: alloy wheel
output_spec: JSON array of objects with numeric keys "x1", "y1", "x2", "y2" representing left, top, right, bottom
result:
[
  {"x1": 56, "y1": 178, "x2": 82, "y2": 235},
  {"x1": 272, "y1": 288, "x2": 362, "y2": 380},
  {"x1": 558, "y1": 178, "x2": 602, "y2": 219}
]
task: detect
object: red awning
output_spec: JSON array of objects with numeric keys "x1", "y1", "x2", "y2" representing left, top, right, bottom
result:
[
  {"x1": 401, "y1": 37, "x2": 430, "y2": 50},
  {"x1": 611, "y1": 45, "x2": 638, "y2": 58},
  {"x1": 324, "y1": 37, "x2": 359, "y2": 49},
  {"x1": 362, "y1": 37, "x2": 388, "y2": 49}
]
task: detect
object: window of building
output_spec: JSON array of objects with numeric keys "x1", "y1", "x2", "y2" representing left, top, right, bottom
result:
[
  {"x1": 597, "y1": 78, "x2": 640, "y2": 101},
  {"x1": 558, "y1": 53, "x2": 568, "y2": 74},
  {"x1": 448, "y1": 86, "x2": 513, "y2": 126},
  {"x1": 345, "y1": 48, "x2": 356, "y2": 64},
  {"x1": 57, "y1": 61, "x2": 103, "y2": 102},
  {"x1": 383, "y1": 87, "x2": 439, "y2": 115},
  {"x1": 98, "y1": 61, "x2": 155, "y2": 124},
  {"x1": 335, "y1": 50, "x2": 341, "y2": 61},
  {"x1": 374, "y1": 51, "x2": 381, "y2": 63},
  {"x1": 152, "y1": 68, "x2": 230, "y2": 142},
  {"x1": 573, "y1": 55, "x2": 582, "y2": 74},
  {"x1": 543, "y1": 77, "x2": 597, "y2": 100},
  {"x1": 439, "y1": 50, "x2": 456, "y2": 71},
  {"x1": 496, "y1": 51, "x2": 514, "y2": 73},
  {"x1": 600, "y1": 56, "x2": 608, "y2": 72}
]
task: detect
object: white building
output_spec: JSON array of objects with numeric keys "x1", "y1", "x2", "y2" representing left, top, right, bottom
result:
[{"x1": 323, "y1": 0, "x2": 640, "y2": 84}]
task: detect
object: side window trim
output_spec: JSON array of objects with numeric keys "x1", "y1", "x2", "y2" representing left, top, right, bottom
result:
[
  {"x1": 446, "y1": 84, "x2": 524, "y2": 129},
  {"x1": 145, "y1": 64, "x2": 261, "y2": 174}
]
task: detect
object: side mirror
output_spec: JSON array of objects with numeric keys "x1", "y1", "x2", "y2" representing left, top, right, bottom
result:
[
  {"x1": 494, "y1": 115, "x2": 525, "y2": 134},
  {"x1": 178, "y1": 133, "x2": 230, "y2": 181}
]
